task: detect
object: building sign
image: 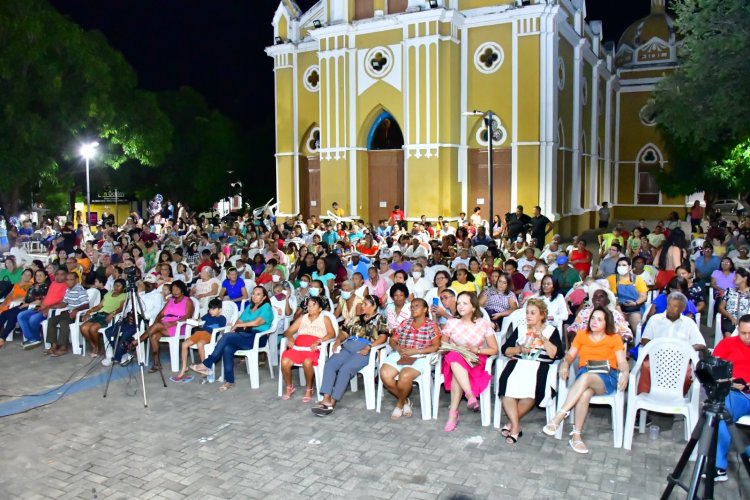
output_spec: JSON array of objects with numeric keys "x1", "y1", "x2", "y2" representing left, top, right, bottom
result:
[{"x1": 91, "y1": 189, "x2": 132, "y2": 204}]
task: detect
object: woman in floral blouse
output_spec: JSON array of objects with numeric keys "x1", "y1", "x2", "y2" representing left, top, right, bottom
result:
[{"x1": 312, "y1": 295, "x2": 389, "y2": 416}]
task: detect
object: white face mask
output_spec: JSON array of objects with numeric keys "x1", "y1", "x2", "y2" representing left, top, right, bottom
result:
[
  {"x1": 299, "y1": 281, "x2": 309, "y2": 289},
  {"x1": 340, "y1": 291, "x2": 352, "y2": 300},
  {"x1": 617, "y1": 265, "x2": 629, "y2": 276},
  {"x1": 412, "y1": 271, "x2": 421, "y2": 279},
  {"x1": 534, "y1": 271, "x2": 545, "y2": 281},
  {"x1": 309, "y1": 287, "x2": 320, "y2": 297}
]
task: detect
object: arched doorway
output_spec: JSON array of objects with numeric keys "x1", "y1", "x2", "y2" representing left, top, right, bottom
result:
[{"x1": 367, "y1": 112, "x2": 404, "y2": 222}]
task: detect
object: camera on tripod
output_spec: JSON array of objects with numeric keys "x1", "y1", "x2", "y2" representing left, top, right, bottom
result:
[
  {"x1": 695, "y1": 356, "x2": 733, "y2": 404},
  {"x1": 123, "y1": 266, "x2": 139, "y2": 292}
]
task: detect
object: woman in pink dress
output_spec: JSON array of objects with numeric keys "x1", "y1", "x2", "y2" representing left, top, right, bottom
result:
[
  {"x1": 439, "y1": 292, "x2": 499, "y2": 432},
  {"x1": 143, "y1": 280, "x2": 194, "y2": 372}
]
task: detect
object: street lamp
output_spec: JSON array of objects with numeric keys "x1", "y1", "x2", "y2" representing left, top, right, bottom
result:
[
  {"x1": 79, "y1": 141, "x2": 98, "y2": 227},
  {"x1": 464, "y1": 110, "x2": 500, "y2": 224}
]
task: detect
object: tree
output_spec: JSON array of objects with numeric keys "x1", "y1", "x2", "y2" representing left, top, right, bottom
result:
[
  {"x1": 0, "y1": 0, "x2": 172, "y2": 215},
  {"x1": 651, "y1": 0, "x2": 750, "y2": 199}
]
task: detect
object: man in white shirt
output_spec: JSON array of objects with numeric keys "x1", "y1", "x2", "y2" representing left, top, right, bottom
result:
[
  {"x1": 404, "y1": 237, "x2": 428, "y2": 260},
  {"x1": 641, "y1": 292, "x2": 706, "y2": 351},
  {"x1": 451, "y1": 248, "x2": 471, "y2": 270}
]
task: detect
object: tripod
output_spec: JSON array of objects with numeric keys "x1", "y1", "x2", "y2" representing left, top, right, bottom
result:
[
  {"x1": 102, "y1": 286, "x2": 166, "y2": 407},
  {"x1": 662, "y1": 398, "x2": 750, "y2": 499}
]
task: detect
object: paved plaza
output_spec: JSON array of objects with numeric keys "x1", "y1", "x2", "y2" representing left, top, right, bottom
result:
[{"x1": 0, "y1": 344, "x2": 746, "y2": 500}]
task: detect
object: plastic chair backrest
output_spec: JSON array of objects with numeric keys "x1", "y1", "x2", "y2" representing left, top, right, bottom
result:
[
  {"x1": 221, "y1": 301, "x2": 239, "y2": 326},
  {"x1": 505, "y1": 307, "x2": 526, "y2": 335},
  {"x1": 321, "y1": 310, "x2": 340, "y2": 336},
  {"x1": 87, "y1": 288, "x2": 102, "y2": 308},
  {"x1": 189, "y1": 297, "x2": 201, "y2": 319},
  {"x1": 640, "y1": 337, "x2": 697, "y2": 400},
  {"x1": 474, "y1": 245, "x2": 488, "y2": 258}
]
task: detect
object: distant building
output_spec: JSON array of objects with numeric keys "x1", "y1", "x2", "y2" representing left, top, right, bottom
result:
[{"x1": 267, "y1": 0, "x2": 681, "y2": 233}]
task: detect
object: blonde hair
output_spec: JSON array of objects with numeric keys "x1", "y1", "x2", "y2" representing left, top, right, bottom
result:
[{"x1": 525, "y1": 297, "x2": 548, "y2": 320}]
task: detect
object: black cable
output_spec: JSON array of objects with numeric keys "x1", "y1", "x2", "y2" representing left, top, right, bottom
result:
[
  {"x1": 0, "y1": 355, "x2": 101, "y2": 398},
  {"x1": 0, "y1": 356, "x2": 103, "y2": 417}
]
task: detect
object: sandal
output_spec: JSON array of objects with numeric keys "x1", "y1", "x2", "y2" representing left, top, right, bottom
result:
[
  {"x1": 505, "y1": 430, "x2": 523, "y2": 445},
  {"x1": 311, "y1": 403, "x2": 335, "y2": 417},
  {"x1": 500, "y1": 424, "x2": 512, "y2": 438},
  {"x1": 148, "y1": 365, "x2": 162, "y2": 373},
  {"x1": 402, "y1": 399, "x2": 413, "y2": 418},
  {"x1": 189, "y1": 364, "x2": 209, "y2": 376},
  {"x1": 543, "y1": 411, "x2": 570, "y2": 436},
  {"x1": 444, "y1": 409, "x2": 460, "y2": 432},
  {"x1": 390, "y1": 406, "x2": 403, "y2": 420},
  {"x1": 302, "y1": 388, "x2": 314, "y2": 403},
  {"x1": 569, "y1": 430, "x2": 589, "y2": 454},
  {"x1": 218, "y1": 383, "x2": 234, "y2": 393},
  {"x1": 466, "y1": 394, "x2": 479, "y2": 412},
  {"x1": 282, "y1": 384, "x2": 296, "y2": 400}
]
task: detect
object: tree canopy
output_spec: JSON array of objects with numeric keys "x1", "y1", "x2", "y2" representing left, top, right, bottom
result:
[
  {"x1": 652, "y1": 0, "x2": 750, "y2": 199},
  {"x1": 0, "y1": 0, "x2": 173, "y2": 215}
]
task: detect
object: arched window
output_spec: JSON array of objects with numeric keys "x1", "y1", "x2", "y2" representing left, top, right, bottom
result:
[
  {"x1": 637, "y1": 144, "x2": 663, "y2": 204},
  {"x1": 367, "y1": 112, "x2": 404, "y2": 151}
]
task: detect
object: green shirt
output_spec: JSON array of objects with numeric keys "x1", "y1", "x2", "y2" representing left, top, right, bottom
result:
[
  {"x1": 100, "y1": 292, "x2": 128, "y2": 314},
  {"x1": 0, "y1": 268, "x2": 24, "y2": 284},
  {"x1": 552, "y1": 266, "x2": 582, "y2": 295}
]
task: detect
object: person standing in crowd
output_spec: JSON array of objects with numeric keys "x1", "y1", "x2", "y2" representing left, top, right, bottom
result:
[
  {"x1": 598, "y1": 202, "x2": 610, "y2": 229},
  {"x1": 689, "y1": 201, "x2": 704, "y2": 233},
  {"x1": 530, "y1": 206, "x2": 553, "y2": 250},
  {"x1": 505, "y1": 205, "x2": 531, "y2": 243}
]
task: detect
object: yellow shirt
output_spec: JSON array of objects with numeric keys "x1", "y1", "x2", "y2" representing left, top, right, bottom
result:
[
  {"x1": 472, "y1": 271, "x2": 488, "y2": 290},
  {"x1": 607, "y1": 273, "x2": 648, "y2": 296},
  {"x1": 450, "y1": 281, "x2": 479, "y2": 295}
]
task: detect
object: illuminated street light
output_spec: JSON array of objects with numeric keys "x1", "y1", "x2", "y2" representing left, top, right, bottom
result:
[{"x1": 79, "y1": 141, "x2": 99, "y2": 226}]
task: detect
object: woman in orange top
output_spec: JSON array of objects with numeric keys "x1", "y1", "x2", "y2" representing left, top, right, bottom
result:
[
  {"x1": 0, "y1": 269, "x2": 32, "y2": 316},
  {"x1": 542, "y1": 306, "x2": 628, "y2": 454}
]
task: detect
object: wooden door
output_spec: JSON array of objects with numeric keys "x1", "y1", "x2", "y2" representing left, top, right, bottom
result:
[
  {"x1": 368, "y1": 150, "x2": 404, "y2": 223},
  {"x1": 468, "y1": 148, "x2": 512, "y2": 219},
  {"x1": 388, "y1": 0, "x2": 408, "y2": 14},
  {"x1": 354, "y1": 0, "x2": 374, "y2": 20},
  {"x1": 299, "y1": 156, "x2": 321, "y2": 218}
]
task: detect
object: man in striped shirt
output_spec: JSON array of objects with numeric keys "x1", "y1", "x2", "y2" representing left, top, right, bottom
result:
[{"x1": 43, "y1": 274, "x2": 90, "y2": 355}]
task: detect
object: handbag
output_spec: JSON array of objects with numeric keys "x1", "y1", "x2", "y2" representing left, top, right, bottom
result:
[{"x1": 586, "y1": 360, "x2": 611, "y2": 373}]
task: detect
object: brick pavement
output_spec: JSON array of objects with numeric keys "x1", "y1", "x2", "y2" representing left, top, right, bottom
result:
[{"x1": 0, "y1": 343, "x2": 746, "y2": 499}]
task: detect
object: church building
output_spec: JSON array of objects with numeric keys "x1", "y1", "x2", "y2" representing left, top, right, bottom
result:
[{"x1": 267, "y1": 0, "x2": 681, "y2": 234}]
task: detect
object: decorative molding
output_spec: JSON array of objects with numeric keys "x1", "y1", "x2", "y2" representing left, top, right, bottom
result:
[{"x1": 302, "y1": 65, "x2": 320, "y2": 92}]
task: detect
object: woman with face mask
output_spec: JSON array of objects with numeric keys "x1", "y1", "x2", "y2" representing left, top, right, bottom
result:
[
  {"x1": 607, "y1": 257, "x2": 648, "y2": 336},
  {"x1": 293, "y1": 278, "x2": 330, "y2": 321},
  {"x1": 521, "y1": 263, "x2": 548, "y2": 303},
  {"x1": 406, "y1": 264, "x2": 430, "y2": 300},
  {"x1": 333, "y1": 280, "x2": 363, "y2": 326}
]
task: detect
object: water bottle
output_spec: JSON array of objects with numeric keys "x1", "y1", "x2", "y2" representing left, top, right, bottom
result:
[{"x1": 207, "y1": 367, "x2": 215, "y2": 384}]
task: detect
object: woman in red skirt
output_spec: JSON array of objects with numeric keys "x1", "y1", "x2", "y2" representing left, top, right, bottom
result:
[{"x1": 280, "y1": 296, "x2": 336, "y2": 402}]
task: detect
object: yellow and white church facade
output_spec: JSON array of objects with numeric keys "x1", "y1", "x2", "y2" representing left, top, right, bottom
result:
[{"x1": 267, "y1": 0, "x2": 682, "y2": 235}]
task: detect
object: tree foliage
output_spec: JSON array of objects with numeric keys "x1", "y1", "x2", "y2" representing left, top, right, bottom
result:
[
  {"x1": 652, "y1": 0, "x2": 750, "y2": 197},
  {"x1": 0, "y1": 0, "x2": 172, "y2": 214}
]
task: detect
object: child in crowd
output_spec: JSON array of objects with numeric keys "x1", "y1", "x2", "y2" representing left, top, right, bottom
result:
[
  {"x1": 174, "y1": 262, "x2": 191, "y2": 283},
  {"x1": 171, "y1": 298, "x2": 227, "y2": 383}
]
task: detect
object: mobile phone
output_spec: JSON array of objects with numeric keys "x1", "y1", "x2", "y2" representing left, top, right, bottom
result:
[{"x1": 432, "y1": 297, "x2": 439, "y2": 307}]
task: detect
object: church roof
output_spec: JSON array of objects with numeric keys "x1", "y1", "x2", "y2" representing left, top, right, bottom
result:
[{"x1": 616, "y1": 0, "x2": 677, "y2": 67}]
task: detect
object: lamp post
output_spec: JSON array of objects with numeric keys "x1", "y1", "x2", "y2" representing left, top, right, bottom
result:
[
  {"x1": 79, "y1": 142, "x2": 98, "y2": 227},
  {"x1": 464, "y1": 110, "x2": 498, "y2": 223}
]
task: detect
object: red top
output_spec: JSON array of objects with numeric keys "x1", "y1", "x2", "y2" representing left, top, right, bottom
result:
[
  {"x1": 714, "y1": 336, "x2": 750, "y2": 385},
  {"x1": 390, "y1": 209, "x2": 405, "y2": 222},
  {"x1": 570, "y1": 248, "x2": 592, "y2": 275},
  {"x1": 43, "y1": 281, "x2": 68, "y2": 307}
]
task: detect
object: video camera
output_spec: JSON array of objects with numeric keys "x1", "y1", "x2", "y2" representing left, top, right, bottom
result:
[
  {"x1": 123, "y1": 266, "x2": 139, "y2": 291},
  {"x1": 695, "y1": 356, "x2": 733, "y2": 403}
]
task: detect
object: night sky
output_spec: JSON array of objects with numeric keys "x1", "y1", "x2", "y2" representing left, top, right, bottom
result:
[{"x1": 48, "y1": 0, "x2": 654, "y2": 199}]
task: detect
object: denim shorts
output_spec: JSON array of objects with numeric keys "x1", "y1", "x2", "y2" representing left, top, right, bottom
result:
[{"x1": 578, "y1": 367, "x2": 618, "y2": 395}]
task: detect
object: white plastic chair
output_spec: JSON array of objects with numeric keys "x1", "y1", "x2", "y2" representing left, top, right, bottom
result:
[
  {"x1": 157, "y1": 297, "x2": 200, "y2": 372},
  {"x1": 473, "y1": 245, "x2": 488, "y2": 259},
  {"x1": 738, "y1": 415, "x2": 750, "y2": 426},
  {"x1": 276, "y1": 310, "x2": 337, "y2": 401},
  {"x1": 68, "y1": 288, "x2": 104, "y2": 355},
  {"x1": 41, "y1": 307, "x2": 67, "y2": 350},
  {"x1": 433, "y1": 353, "x2": 495, "y2": 426},
  {"x1": 706, "y1": 287, "x2": 715, "y2": 327},
  {"x1": 623, "y1": 337, "x2": 700, "y2": 451},
  {"x1": 623, "y1": 338, "x2": 700, "y2": 450},
  {"x1": 375, "y1": 351, "x2": 434, "y2": 420},
  {"x1": 557, "y1": 363, "x2": 626, "y2": 448},
  {"x1": 331, "y1": 342, "x2": 389, "y2": 410},
  {"x1": 234, "y1": 311, "x2": 279, "y2": 389}
]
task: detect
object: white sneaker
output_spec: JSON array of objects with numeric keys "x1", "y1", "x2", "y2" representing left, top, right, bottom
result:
[{"x1": 101, "y1": 358, "x2": 113, "y2": 367}]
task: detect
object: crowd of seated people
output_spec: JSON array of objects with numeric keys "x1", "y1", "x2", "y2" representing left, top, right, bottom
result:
[{"x1": 1, "y1": 202, "x2": 748, "y2": 478}]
